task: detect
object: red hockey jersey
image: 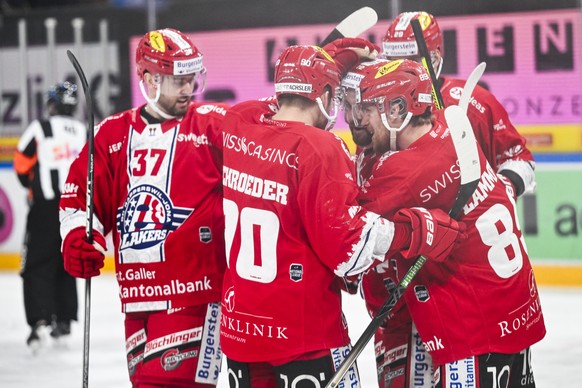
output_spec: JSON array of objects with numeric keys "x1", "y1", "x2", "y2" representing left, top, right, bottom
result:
[
  {"x1": 358, "y1": 113, "x2": 546, "y2": 366},
  {"x1": 59, "y1": 103, "x2": 228, "y2": 313},
  {"x1": 220, "y1": 100, "x2": 393, "y2": 363},
  {"x1": 440, "y1": 77, "x2": 534, "y2": 170}
]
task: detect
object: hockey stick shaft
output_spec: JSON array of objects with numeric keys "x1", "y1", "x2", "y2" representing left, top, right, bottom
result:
[
  {"x1": 320, "y1": 7, "x2": 378, "y2": 46},
  {"x1": 325, "y1": 71, "x2": 484, "y2": 388},
  {"x1": 67, "y1": 50, "x2": 94, "y2": 388},
  {"x1": 326, "y1": 255, "x2": 426, "y2": 388},
  {"x1": 411, "y1": 18, "x2": 444, "y2": 110}
]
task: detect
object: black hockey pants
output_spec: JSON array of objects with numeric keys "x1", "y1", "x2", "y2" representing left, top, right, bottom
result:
[{"x1": 20, "y1": 199, "x2": 78, "y2": 327}]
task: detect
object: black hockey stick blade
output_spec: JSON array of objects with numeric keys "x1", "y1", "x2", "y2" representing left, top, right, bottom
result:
[
  {"x1": 320, "y1": 6, "x2": 378, "y2": 46},
  {"x1": 410, "y1": 18, "x2": 444, "y2": 110},
  {"x1": 67, "y1": 49, "x2": 95, "y2": 388}
]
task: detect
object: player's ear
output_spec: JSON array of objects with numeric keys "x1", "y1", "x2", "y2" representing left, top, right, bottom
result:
[
  {"x1": 142, "y1": 72, "x2": 158, "y2": 97},
  {"x1": 322, "y1": 87, "x2": 333, "y2": 108},
  {"x1": 143, "y1": 72, "x2": 155, "y2": 88}
]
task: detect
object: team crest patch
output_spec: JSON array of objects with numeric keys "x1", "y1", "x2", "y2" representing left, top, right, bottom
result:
[
  {"x1": 117, "y1": 184, "x2": 192, "y2": 253},
  {"x1": 289, "y1": 264, "x2": 303, "y2": 282}
]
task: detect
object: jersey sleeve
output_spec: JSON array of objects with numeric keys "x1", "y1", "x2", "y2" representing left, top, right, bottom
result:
[
  {"x1": 59, "y1": 115, "x2": 116, "y2": 240},
  {"x1": 296, "y1": 133, "x2": 394, "y2": 277},
  {"x1": 442, "y1": 77, "x2": 536, "y2": 197},
  {"x1": 186, "y1": 102, "x2": 229, "y2": 179},
  {"x1": 486, "y1": 96, "x2": 536, "y2": 195},
  {"x1": 14, "y1": 121, "x2": 40, "y2": 188},
  {"x1": 471, "y1": 86, "x2": 536, "y2": 195}
]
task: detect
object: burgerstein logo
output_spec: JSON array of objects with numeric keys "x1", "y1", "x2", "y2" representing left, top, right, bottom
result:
[{"x1": 173, "y1": 56, "x2": 203, "y2": 75}]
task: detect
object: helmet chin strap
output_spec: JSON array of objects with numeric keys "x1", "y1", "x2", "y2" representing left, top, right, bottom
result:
[
  {"x1": 380, "y1": 111, "x2": 413, "y2": 151},
  {"x1": 389, "y1": 130, "x2": 398, "y2": 151},
  {"x1": 434, "y1": 55, "x2": 444, "y2": 79},
  {"x1": 316, "y1": 96, "x2": 339, "y2": 131},
  {"x1": 139, "y1": 80, "x2": 178, "y2": 120}
]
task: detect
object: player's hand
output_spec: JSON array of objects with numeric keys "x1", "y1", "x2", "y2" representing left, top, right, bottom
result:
[
  {"x1": 322, "y1": 38, "x2": 379, "y2": 75},
  {"x1": 394, "y1": 207, "x2": 466, "y2": 262},
  {"x1": 339, "y1": 274, "x2": 361, "y2": 295},
  {"x1": 62, "y1": 226, "x2": 106, "y2": 278}
]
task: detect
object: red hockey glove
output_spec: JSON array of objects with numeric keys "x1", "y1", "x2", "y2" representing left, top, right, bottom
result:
[
  {"x1": 62, "y1": 226, "x2": 107, "y2": 278},
  {"x1": 322, "y1": 37, "x2": 379, "y2": 75},
  {"x1": 394, "y1": 207, "x2": 466, "y2": 262}
]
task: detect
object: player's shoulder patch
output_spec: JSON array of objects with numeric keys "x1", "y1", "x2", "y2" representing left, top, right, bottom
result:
[{"x1": 194, "y1": 103, "x2": 228, "y2": 116}]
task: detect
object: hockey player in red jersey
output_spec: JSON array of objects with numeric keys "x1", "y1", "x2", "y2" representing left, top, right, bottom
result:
[
  {"x1": 60, "y1": 29, "x2": 226, "y2": 387},
  {"x1": 321, "y1": 38, "x2": 380, "y2": 190},
  {"x1": 343, "y1": 59, "x2": 545, "y2": 388},
  {"x1": 382, "y1": 11, "x2": 536, "y2": 198},
  {"x1": 219, "y1": 45, "x2": 466, "y2": 388}
]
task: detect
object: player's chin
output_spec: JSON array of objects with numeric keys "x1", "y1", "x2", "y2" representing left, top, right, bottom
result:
[
  {"x1": 352, "y1": 127, "x2": 372, "y2": 146},
  {"x1": 174, "y1": 98, "x2": 191, "y2": 115}
]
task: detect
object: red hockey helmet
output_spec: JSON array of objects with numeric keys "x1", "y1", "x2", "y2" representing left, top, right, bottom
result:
[
  {"x1": 136, "y1": 28, "x2": 204, "y2": 80},
  {"x1": 274, "y1": 45, "x2": 341, "y2": 102},
  {"x1": 345, "y1": 59, "x2": 433, "y2": 130},
  {"x1": 382, "y1": 12, "x2": 443, "y2": 60}
]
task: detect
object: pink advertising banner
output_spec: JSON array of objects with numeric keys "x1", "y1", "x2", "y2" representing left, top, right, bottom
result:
[{"x1": 130, "y1": 9, "x2": 581, "y2": 125}]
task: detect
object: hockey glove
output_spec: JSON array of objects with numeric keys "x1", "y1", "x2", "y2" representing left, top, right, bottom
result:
[
  {"x1": 394, "y1": 207, "x2": 466, "y2": 262},
  {"x1": 62, "y1": 226, "x2": 107, "y2": 278},
  {"x1": 322, "y1": 37, "x2": 379, "y2": 76}
]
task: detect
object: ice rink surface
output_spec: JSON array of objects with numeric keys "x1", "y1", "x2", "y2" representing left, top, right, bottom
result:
[{"x1": 0, "y1": 272, "x2": 580, "y2": 387}]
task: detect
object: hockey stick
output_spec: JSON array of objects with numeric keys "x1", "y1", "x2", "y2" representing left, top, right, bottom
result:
[
  {"x1": 411, "y1": 18, "x2": 444, "y2": 110},
  {"x1": 67, "y1": 49, "x2": 94, "y2": 388},
  {"x1": 459, "y1": 62, "x2": 486, "y2": 112},
  {"x1": 320, "y1": 6, "x2": 378, "y2": 46},
  {"x1": 325, "y1": 78, "x2": 483, "y2": 388}
]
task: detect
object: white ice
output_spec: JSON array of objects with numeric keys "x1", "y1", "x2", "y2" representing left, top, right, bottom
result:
[{"x1": 0, "y1": 272, "x2": 580, "y2": 387}]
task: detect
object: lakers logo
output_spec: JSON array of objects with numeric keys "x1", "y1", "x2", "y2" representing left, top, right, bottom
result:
[{"x1": 118, "y1": 184, "x2": 173, "y2": 251}]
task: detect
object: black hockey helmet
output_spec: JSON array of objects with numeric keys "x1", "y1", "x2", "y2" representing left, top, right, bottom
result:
[{"x1": 47, "y1": 81, "x2": 78, "y2": 115}]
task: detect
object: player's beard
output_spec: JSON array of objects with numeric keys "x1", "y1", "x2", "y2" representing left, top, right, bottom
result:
[
  {"x1": 369, "y1": 124, "x2": 392, "y2": 153},
  {"x1": 157, "y1": 94, "x2": 192, "y2": 118},
  {"x1": 349, "y1": 123, "x2": 372, "y2": 148}
]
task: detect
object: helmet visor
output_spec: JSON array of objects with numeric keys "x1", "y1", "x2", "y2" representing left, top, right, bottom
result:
[{"x1": 155, "y1": 70, "x2": 206, "y2": 97}]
